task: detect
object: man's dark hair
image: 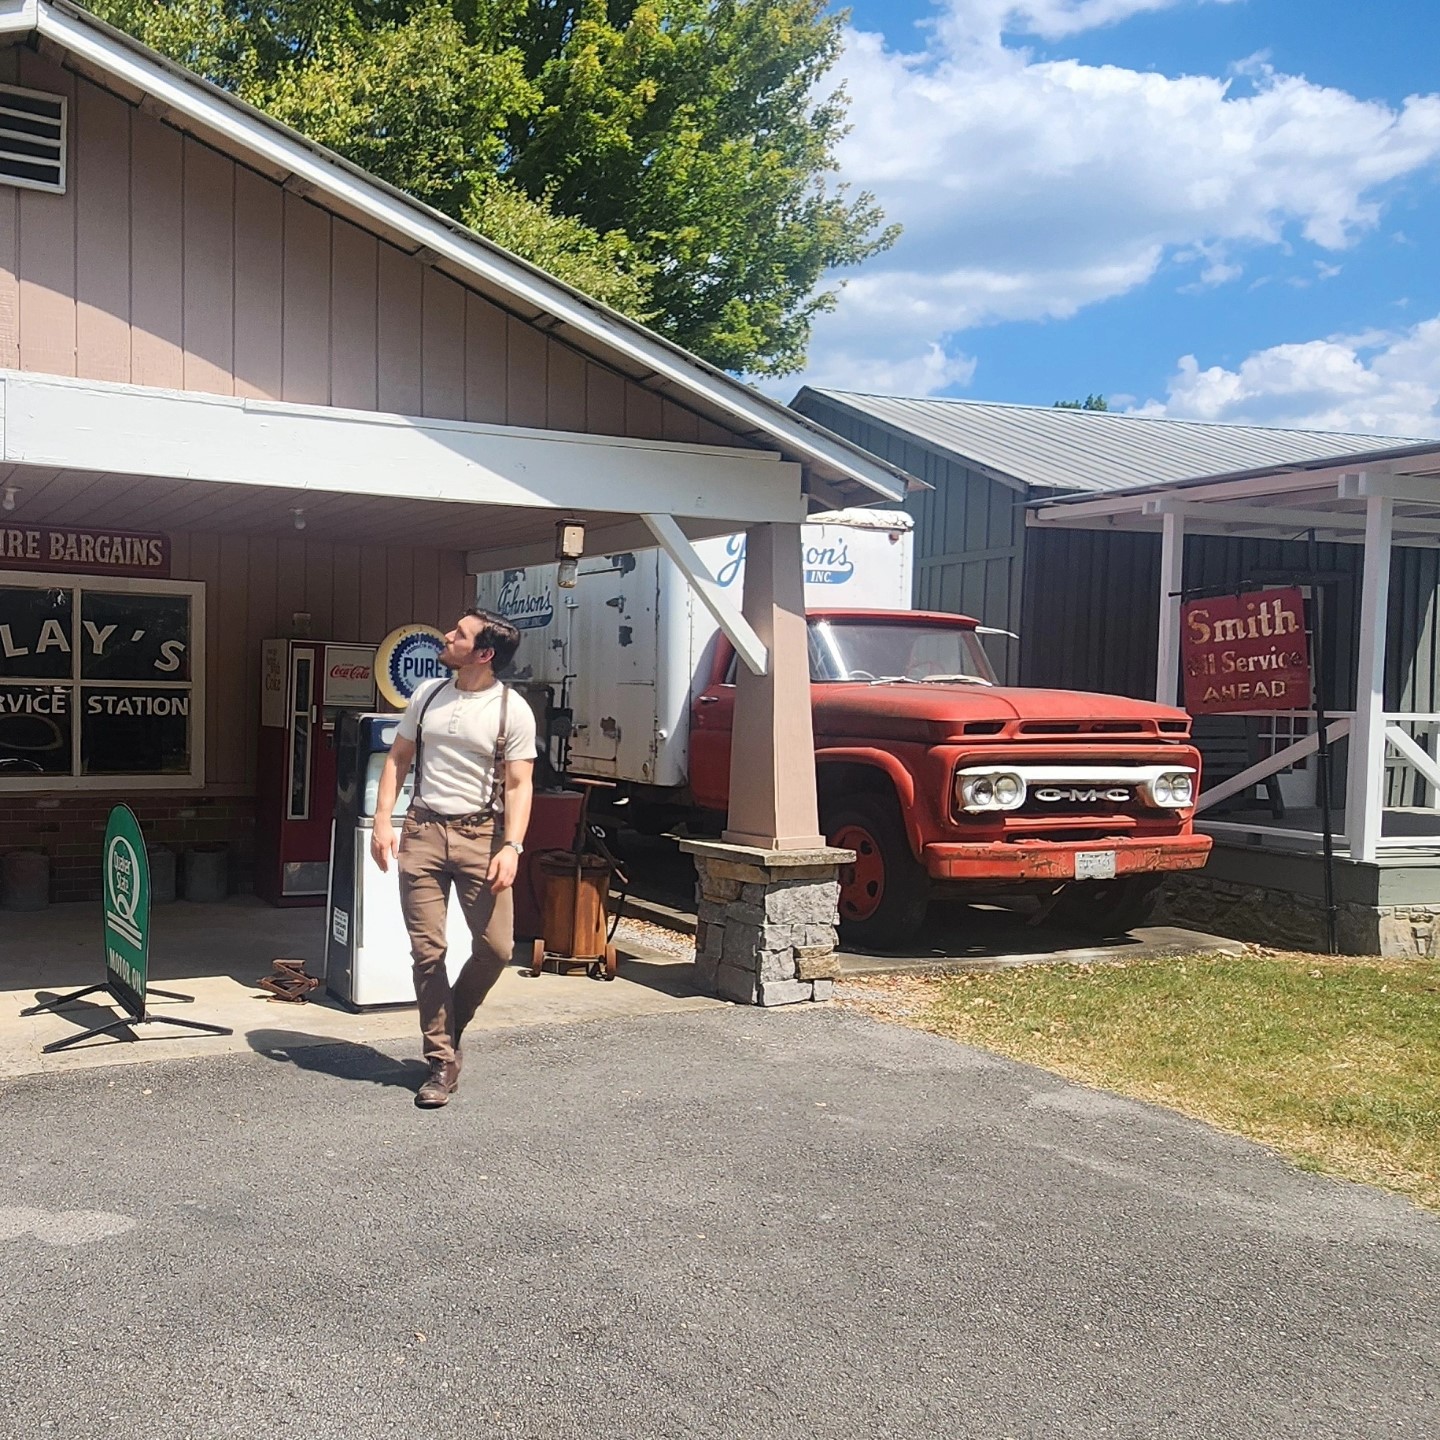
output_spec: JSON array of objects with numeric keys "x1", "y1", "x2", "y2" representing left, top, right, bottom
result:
[{"x1": 463, "y1": 609, "x2": 522, "y2": 673}]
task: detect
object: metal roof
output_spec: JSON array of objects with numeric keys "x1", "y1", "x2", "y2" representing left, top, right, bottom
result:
[{"x1": 793, "y1": 388, "x2": 1431, "y2": 496}]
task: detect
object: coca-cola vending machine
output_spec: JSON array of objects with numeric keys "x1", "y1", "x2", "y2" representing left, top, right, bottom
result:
[{"x1": 255, "y1": 639, "x2": 376, "y2": 906}]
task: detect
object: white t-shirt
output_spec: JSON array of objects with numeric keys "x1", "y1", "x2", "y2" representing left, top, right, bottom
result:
[{"x1": 396, "y1": 677, "x2": 538, "y2": 817}]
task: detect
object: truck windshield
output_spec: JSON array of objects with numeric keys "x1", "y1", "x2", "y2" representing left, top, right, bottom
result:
[{"x1": 808, "y1": 619, "x2": 997, "y2": 685}]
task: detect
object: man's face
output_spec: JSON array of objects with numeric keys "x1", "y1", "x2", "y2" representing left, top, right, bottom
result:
[{"x1": 440, "y1": 616, "x2": 493, "y2": 670}]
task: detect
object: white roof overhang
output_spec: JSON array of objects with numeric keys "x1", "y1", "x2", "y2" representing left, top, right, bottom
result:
[
  {"x1": 0, "y1": 370, "x2": 803, "y2": 569},
  {"x1": 1028, "y1": 442, "x2": 1440, "y2": 548},
  {"x1": 0, "y1": 0, "x2": 916, "y2": 510}
]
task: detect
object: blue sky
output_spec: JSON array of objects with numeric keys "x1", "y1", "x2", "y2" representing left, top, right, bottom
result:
[{"x1": 775, "y1": 1, "x2": 1440, "y2": 436}]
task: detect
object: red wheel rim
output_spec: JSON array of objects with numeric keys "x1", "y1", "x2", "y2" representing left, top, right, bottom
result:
[{"x1": 833, "y1": 822, "x2": 885, "y2": 922}]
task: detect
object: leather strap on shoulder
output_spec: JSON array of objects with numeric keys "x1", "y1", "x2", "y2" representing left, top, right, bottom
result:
[{"x1": 410, "y1": 677, "x2": 449, "y2": 799}]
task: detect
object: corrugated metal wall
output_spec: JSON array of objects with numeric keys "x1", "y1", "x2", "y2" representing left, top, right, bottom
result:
[
  {"x1": 791, "y1": 399, "x2": 1027, "y2": 682},
  {"x1": 1019, "y1": 528, "x2": 1160, "y2": 696},
  {"x1": 792, "y1": 394, "x2": 1440, "y2": 740}
]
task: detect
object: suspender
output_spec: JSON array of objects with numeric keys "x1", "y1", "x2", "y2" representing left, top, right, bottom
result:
[
  {"x1": 491, "y1": 686, "x2": 510, "y2": 816},
  {"x1": 411, "y1": 679, "x2": 510, "y2": 816},
  {"x1": 410, "y1": 678, "x2": 448, "y2": 801}
]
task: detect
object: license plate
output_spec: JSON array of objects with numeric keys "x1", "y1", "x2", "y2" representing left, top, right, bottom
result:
[{"x1": 1075, "y1": 850, "x2": 1117, "y2": 881}]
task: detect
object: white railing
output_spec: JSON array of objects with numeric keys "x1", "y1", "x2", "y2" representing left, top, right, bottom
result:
[
  {"x1": 1192, "y1": 710, "x2": 1440, "y2": 854},
  {"x1": 1376, "y1": 714, "x2": 1440, "y2": 849},
  {"x1": 1194, "y1": 713, "x2": 1350, "y2": 815}
]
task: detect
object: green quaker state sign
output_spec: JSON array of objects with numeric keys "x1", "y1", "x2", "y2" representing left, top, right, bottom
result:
[{"x1": 102, "y1": 805, "x2": 150, "y2": 1019}]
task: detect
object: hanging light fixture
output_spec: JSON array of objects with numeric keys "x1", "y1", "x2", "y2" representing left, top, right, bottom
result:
[
  {"x1": 292, "y1": 507, "x2": 306, "y2": 532},
  {"x1": 1, "y1": 484, "x2": 17, "y2": 512}
]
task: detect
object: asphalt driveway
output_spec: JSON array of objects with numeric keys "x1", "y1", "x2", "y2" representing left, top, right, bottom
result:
[{"x1": 2, "y1": 1005, "x2": 1436, "y2": 1439}]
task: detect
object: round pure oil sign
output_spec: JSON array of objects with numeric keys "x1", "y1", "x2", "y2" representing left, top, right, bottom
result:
[{"x1": 375, "y1": 625, "x2": 447, "y2": 708}]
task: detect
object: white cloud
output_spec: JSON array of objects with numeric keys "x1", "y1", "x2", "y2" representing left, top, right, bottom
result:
[
  {"x1": 940, "y1": 0, "x2": 1239, "y2": 46},
  {"x1": 1132, "y1": 317, "x2": 1440, "y2": 436},
  {"x1": 781, "y1": 2, "x2": 1440, "y2": 397}
]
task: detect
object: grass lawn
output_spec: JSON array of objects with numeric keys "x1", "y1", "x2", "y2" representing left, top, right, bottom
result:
[{"x1": 837, "y1": 951, "x2": 1440, "y2": 1211}]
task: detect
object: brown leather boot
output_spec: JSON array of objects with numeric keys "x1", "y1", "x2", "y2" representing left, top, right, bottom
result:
[{"x1": 415, "y1": 1059, "x2": 460, "y2": 1109}]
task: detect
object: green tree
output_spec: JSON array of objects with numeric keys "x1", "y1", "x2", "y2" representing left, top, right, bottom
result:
[
  {"x1": 1054, "y1": 395, "x2": 1110, "y2": 411},
  {"x1": 87, "y1": 1, "x2": 894, "y2": 374}
]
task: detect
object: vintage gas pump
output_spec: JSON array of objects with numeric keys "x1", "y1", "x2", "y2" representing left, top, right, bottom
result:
[
  {"x1": 325, "y1": 710, "x2": 474, "y2": 1008},
  {"x1": 255, "y1": 639, "x2": 376, "y2": 906}
]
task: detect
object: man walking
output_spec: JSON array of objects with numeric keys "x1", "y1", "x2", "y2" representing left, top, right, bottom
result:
[{"x1": 371, "y1": 610, "x2": 536, "y2": 1108}]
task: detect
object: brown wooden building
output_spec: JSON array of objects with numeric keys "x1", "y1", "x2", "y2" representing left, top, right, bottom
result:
[{"x1": 0, "y1": 0, "x2": 909, "y2": 913}]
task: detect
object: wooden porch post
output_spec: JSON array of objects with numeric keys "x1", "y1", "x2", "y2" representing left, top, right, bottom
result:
[
  {"x1": 723, "y1": 522, "x2": 825, "y2": 850},
  {"x1": 1346, "y1": 485, "x2": 1393, "y2": 862},
  {"x1": 1156, "y1": 507, "x2": 1185, "y2": 704}
]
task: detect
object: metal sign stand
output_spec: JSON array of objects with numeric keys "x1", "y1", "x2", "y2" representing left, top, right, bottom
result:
[
  {"x1": 21, "y1": 804, "x2": 233, "y2": 1052},
  {"x1": 22, "y1": 983, "x2": 232, "y2": 1053}
]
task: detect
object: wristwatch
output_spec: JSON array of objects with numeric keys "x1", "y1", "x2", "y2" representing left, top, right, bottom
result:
[{"x1": 503, "y1": 840, "x2": 524, "y2": 856}]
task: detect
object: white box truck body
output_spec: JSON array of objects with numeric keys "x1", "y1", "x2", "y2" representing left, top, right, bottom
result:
[{"x1": 475, "y1": 510, "x2": 913, "y2": 792}]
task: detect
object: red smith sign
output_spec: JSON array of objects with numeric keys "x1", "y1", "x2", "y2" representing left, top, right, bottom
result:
[
  {"x1": 1, "y1": 524, "x2": 170, "y2": 578},
  {"x1": 1182, "y1": 587, "x2": 1311, "y2": 715}
]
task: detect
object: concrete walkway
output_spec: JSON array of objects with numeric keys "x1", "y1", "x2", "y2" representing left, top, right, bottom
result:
[
  {"x1": 0, "y1": 896, "x2": 718, "y2": 1080},
  {"x1": 2, "y1": 1005, "x2": 1436, "y2": 1439}
]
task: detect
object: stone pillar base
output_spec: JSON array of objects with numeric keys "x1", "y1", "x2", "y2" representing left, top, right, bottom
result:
[{"x1": 679, "y1": 838, "x2": 854, "y2": 1006}]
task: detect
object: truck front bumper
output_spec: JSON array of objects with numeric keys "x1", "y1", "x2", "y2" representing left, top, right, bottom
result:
[{"x1": 922, "y1": 832, "x2": 1212, "y2": 883}]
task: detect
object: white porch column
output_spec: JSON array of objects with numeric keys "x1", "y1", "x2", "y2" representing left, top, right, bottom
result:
[
  {"x1": 1156, "y1": 507, "x2": 1185, "y2": 704},
  {"x1": 1346, "y1": 488, "x2": 1394, "y2": 861},
  {"x1": 724, "y1": 522, "x2": 825, "y2": 850}
]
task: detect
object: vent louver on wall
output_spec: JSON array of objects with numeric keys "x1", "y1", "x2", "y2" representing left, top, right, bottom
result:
[{"x1": 0, "y1": 84, "x2": 65, "y2": 194}]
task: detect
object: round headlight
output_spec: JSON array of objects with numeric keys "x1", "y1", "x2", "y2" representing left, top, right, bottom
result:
[
  {"x1": 1168, "y1": 774, "x2": 1193, "y2": 805},
  {"x1": 993, "y1": 774, "x2": 1022, "y2": 806},
  {"x1": 1152, "y1": 775, "x2": 1173, "y2": 804},
  {"x1": 967, "y1": 777, "x2": 995, "y2": 808}
]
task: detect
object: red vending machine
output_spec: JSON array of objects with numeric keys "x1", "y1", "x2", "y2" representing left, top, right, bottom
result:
[{"x1": 255, "y1": 639, "x2": 377, "y2": 906}]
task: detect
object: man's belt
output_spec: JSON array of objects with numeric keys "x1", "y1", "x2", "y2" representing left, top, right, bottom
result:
[{"x1": 407, "y1": 804, "x2": 495, "y2": 826}]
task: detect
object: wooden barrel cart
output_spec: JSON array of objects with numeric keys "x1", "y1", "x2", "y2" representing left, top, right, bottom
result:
[{"x1": 529, "y1": 779, "x2": 621, "y2": 981}]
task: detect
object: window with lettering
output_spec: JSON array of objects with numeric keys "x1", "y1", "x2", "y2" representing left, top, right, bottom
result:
[{"x1": 0, "y1": 578, "x2": 204, "y2": 786}]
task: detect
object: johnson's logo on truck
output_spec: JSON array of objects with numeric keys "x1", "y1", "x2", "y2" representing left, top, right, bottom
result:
[
  {"x1": 496, "y1": 574, "x2": 555, "y2": 630},
  {"x1": 715, "y1": 534, "x2": 855, "y2": 588}
]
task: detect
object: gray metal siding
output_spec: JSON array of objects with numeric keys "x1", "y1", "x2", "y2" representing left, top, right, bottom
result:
[
  {"x1": 1021, "y1": 528, "x2": 1161, "y2": 697},
  {"x1": 793, "y1": 391, "x2": 1440, "y2": 736},
  {"x1": 794, "y1": 398, "x2": 1026, "y2": 682},
  {"x1": 1021, "y1": 529, "x2": 1440, "y2": 744}
]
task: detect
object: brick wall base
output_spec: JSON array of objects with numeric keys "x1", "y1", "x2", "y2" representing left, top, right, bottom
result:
[
  {"x1": 1157, "y1": 871, "x2": 1440, "y2": 958},
  {"x1": 0, "y1": 795, "x2": 256, "y2": 904}
]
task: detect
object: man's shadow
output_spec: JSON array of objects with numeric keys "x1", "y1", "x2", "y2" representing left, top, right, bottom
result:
[{"x1": 247, "y1": 1028, "x2": 427, "y2": 1090}]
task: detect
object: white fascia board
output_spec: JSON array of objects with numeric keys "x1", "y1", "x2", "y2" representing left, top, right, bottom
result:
[
  {"x1": 0, "y1": 2, "x2": 37, "y2": 36},
  {"x1": 0, "y1": 372, "x2": 806, "y2": 524},
  {"x1": 37, "y1": 1, "x2": 908, "y2": 508},
  {"x1": 643, "y1": 512, "x2": 768, "y2": 677}
]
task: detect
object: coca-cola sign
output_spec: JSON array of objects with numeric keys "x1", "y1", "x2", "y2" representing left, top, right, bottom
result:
[{"x1": 323, "y1": 646, "x2": 375, "y2": 708}]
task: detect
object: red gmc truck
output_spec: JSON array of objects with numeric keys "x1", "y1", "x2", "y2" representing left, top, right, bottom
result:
[
  {"x1": 479, "y1": 512, "x2": 1211, "y2": 947},
  {"x1": 687, "y1": 609, "x2": 1210, "y2": 945}
]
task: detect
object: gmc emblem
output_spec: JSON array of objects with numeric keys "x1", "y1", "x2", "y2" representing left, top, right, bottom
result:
[{"x1": 1034, "y1": 786, "x2": 1131, "y2": 804}]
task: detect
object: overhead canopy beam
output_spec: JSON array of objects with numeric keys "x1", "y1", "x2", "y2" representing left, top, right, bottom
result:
[
  {"x1": 642, "y1": 512, "x2": 769, "y2": 676},
  {"x1": 0, "y1": 371, "x2": 805, "y2": 526},
  {"x1": 1141, "y1": 496, "x2": 1440, "y2": 539},
  {"x1": 1337, "y1": 471, "x2": 1440, "y2": 506}
]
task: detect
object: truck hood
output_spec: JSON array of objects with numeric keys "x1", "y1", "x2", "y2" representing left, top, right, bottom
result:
[{"x1": 812, "y1": 682, "x2": 1190, "y2": 739}]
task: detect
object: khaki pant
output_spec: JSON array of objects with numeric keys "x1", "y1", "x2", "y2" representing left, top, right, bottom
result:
[{"x1": 397, "y1": 811, "x2": 513, "y2": 1066}]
